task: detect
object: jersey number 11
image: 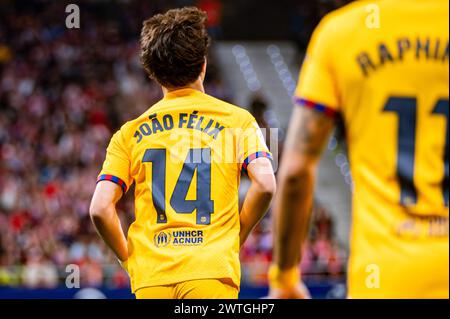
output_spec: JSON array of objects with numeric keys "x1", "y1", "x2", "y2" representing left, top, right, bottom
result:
[{"x1": 384, "y1": 97, "x2": 449, "y2": 207}]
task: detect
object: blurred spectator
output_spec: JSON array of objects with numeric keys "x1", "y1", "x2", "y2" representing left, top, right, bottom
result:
[
  {"x1": 197, "y1": 0, "x2": 223, "y2": 39},
  {"x1": 249, "y1": 94, "x2": 269, "y2": 129},
  {"x1": 22, "y1": 250, "x2": 59, "y2": 288},
  {"x1": 248, "y1": 93, "x2": 284, "y2": 169}
]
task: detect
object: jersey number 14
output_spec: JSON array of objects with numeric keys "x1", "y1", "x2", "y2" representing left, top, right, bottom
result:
[{"x1": 143, "y1": 148, "x2": 214, "y2": 225}]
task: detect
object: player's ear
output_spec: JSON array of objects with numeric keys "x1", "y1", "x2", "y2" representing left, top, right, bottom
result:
[{"x1": 200, "y1": 57, "x2": 207, "y2": 82}]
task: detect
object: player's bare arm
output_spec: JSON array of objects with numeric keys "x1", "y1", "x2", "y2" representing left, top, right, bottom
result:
[
  {"x1": 239, "y1": 157, "x2": 276, "y2": 248},
  {"x1": 90, "y1": 181, "x2": 129, "y2": 263},
  {"x1": 270, "y1": 105, "x2": 335, "y2": 298}
]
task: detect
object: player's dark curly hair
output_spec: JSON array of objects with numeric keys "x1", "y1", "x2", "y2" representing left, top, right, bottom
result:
[{"x1": 140, "y1": 7, "x2": 210, "y2": 88}]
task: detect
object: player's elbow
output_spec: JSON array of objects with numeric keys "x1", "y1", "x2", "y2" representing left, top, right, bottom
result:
[
  {"x1": 90, "y1": 181, "x2": 122, "y2": 221},
  {"x1": 279, "y1": 162, "x2": 316, "y2": 190},
  {"x1": 89, "y1": 199, "x2": 111, "y2": 221},
  {"x1": 255, "y1": 173, "x2": 277, "y2": 199},
  {"x1": 265, "y1": 175, "x2": 277, "y2": 198}
]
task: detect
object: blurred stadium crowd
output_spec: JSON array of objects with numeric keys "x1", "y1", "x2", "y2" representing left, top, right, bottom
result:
[{"x1": 0, "y1": 0, "x2": 347, "y2": 289}]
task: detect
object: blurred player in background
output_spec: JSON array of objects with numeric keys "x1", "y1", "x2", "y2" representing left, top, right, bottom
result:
[
  {"x1": 269, "y1": 0, "x2": 449, "y2": 298},
  {"x1": 89, "y1": 7, "x2": 275, "y2": 299}
]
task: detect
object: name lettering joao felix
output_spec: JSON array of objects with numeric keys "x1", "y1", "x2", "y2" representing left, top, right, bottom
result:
[
  {"x1": 134, "y1": 111, "x2": 225, "y2": 143},
  {"x1": 154, "y1": 230, "x2": 205, "y2": 247}
]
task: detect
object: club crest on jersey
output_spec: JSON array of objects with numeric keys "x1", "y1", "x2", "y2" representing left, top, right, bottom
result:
[{"x1": 154, "y1": 231, "x2": 171, "y2": 247}]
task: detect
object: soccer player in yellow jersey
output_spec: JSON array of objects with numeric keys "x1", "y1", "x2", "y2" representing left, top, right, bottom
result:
[
  {"x1": 89, "y1": 7, "x2": 276, "y2": 299},
  {"x1": 269, "y1": 0, "x2": 449, "y2": 298}
]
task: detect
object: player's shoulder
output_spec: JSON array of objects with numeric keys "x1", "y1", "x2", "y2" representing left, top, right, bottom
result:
[
  {"x1": 201, "y1": 92, "x2": 245, "y2": 112},
  {"x1": 325, "y1": 0, "x2": 381, "y2": 20},
  {"x1": 318, "y1": 0, "x2": 381, "y2": 35},
  {"x1": 201, "y1": 93, "x2": 255, "y2": 125}
]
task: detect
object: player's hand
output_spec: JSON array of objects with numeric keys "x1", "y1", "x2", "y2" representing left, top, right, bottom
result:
[
  {"x1": 269, "y1": 281, "x2": 311, "y2": 299},
  {"x1": 267, "y1": 264, "x2": 310, "y2": 299}
]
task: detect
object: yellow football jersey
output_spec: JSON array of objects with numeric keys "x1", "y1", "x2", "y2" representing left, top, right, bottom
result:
[
  {"x1": 295, "y1": 0, "x2": 449, "y2": 298},
  {"x1": 97, "y1": 88, "x2": 271, "y2": 293}
]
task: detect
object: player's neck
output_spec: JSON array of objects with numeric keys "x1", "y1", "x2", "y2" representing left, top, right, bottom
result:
[{"x1": 162, "y1": 80, "x2": 205, "y2": 96}]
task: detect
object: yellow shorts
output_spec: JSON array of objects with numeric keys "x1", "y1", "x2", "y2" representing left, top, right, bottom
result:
[{"x1": 135, "y1": 279, "x2": 239, "y2": 299}]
